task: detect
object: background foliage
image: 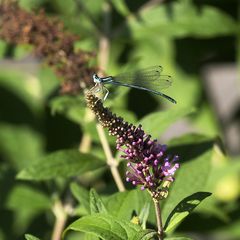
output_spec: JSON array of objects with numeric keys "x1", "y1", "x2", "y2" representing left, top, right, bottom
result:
[{"x1": 0, "y1": 0, "x2": 239, "y2": 240}]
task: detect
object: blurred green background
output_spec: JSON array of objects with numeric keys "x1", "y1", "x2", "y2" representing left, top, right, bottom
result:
[{"x1": 0, "y1": 0, "x2": 240, "y2": 240}]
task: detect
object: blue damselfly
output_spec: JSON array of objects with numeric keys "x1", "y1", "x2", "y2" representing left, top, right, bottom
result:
[{"x1": 91, "y1": 66, "x2": 176, "y2": 104}]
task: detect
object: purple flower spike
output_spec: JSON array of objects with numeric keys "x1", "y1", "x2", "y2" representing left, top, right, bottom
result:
[
  {"x1": 86, "y1": 92, "x2": 180, "y2": 200},
  {"x1": 115, "y1": 124, "x2": 180, "y2": 198}
]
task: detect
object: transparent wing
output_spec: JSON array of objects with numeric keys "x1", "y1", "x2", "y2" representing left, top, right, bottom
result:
[{"x1": 112, "y1": 65, "x2": 173, "y2": 90}]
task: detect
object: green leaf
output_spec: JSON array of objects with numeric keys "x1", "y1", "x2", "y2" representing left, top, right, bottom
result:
[
  {"x1": 83, "y1": 233, "x2": 100, "y2": 240},
  {"x1": 17, "y1": 149, "x2": 105, "y2": 180},
  {"x1": 195, "y1": 198, "x2": 229, "y2": 222},
  {"x1": 131, "y1": 229, "x2": 157, "y2": 240},
  {"x1": 161, "y1": 134, "x2": 214, "y2": 224},
  {"x1": 192, "y1": 103, "x2": 219, "y2": 137},
  {"x1": 167, "y1": 133, "x2": 214, "y2": 161},
  {"x1": 0, "y1": 124, "x2": 44, "y2": 170},
  {"x1": 0, "y1": 40, "x2": 7, "y2": 58},
  {"x1": 128, "y1": 0, "x2": 237, "y2": 38},
  {"x1": 90, "y1": 189, "x2": 108, "y2": 214},
  {"x1": 6, "y1": 184, "x2": 51, "y2": 231},
  {"x1": 83, "y1": 233, "x2": 99, "y2": 240},
  {"x1": 70, "y1": 183, "x2": 90, "y2": 214},
  {"x1": 6, "y1": 185, "x2": 51, "y2": 211},
  {"x1": 0, "y1": 70, "x2": 43, "y2": 113},
  {"x1": 49, "y1": 0, "x2": 77, "y2": 15},
  {"x1": 205, "y1": 146, "x2": 240, "y2": 191},
  {"x1": 104, "y1": 190, "x2": 151, "y2": 221},
  {"x1": 165, "y1": 238, "x2": 194, "y2": 240},
  {"x1": 75, "y1": 39, "x2": 96, "y2": 52},
  {"x1": 194, "y1": 146, "x2": 240, "y2": 220},
  {"x1": 13, "y1": 44, "x2": 33, "y2": 59},
  {"x1": 139, "y1": 107, "x2": 195, "y2": 138},
  {"x1": 82, "y1": 121, "x2": 100, "y2": 143},
  {"x1": 173, "y1": 0, "x2": 237, "y2": 37},
  {"x1": 37, "y1": 66, "x2": 60, "y2": 99},
  {"x1": 75, "y1": 0, "x2": 104, "y2": 17},
  {"x1": 50, "y1": 95, "x2": 86, "y2": 124},
  {"x1": 24, "y1": 234, "x2": 41, "y2": 240},
  {"x1": 138, "y1": 203, "x2": 150, "y2": 229},
  {"x1": 19, "y1": 0, "x2": 46, "y2": 11},
  {"x1": 65, "y1": 213, "x2": 142, "y2": 240},
  {"x1": 211, "y1": 218, "x2": 240, "y2": 239},
  {"x1": 110, "y1": 0, "x2": 130, "y2": 16},
  {"x1": 164, "y1": 192, "x2": 211, "y2": 232}
]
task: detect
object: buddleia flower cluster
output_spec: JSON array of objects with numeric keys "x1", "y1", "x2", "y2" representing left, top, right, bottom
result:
[
  {"x1": 0, "y1": 1, "x2": 95, "y2": 94},
  {"x1": 86, "y1": 92, "x2": 180, "y2": 200}
]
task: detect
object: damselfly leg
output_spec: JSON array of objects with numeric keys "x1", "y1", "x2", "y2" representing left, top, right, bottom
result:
[
  {"x1": 89, "y1": 83, "x2": 109, "y2": 101},
  {"x1": 102, "y1": 86, "x2": 109, "y2": 101}
]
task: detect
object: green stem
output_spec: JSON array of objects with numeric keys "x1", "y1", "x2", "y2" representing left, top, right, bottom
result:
[
  {"x1": 51, "y1": 199, "x2": 72, "y2": 240},
  {"x1": 153, "y1": 199, "x2": 164, "y2": 240},
  {"x1": 79, "y1": 108, "x2": 95, "y2": 153},
  {"x1": 96, "y1": 123, "x2": 125, "y2": 192}
]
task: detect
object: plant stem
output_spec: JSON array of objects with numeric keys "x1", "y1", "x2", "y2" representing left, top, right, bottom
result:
[
  {"x1": 79, "y1": 108, "x2": 95, "y2": 153},
  {"x1": 51, "y1": 200, "x2": 72, "y2": 240},
  {"x1": 96, "y1": 123, "x2": 125, "y2": 192},
  {"x1": 153, "y1": 199, "x2": 164, "y2": 240},
  {"x1": 79, "y1": 133, "x2": 91, "y2": 153},
  {"x1": 98, "y1": 1, "x2": 111, "y2": 73}
]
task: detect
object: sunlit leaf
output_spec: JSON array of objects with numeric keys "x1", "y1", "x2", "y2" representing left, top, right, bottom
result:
[
  {"x1": 164, "y1": 192, "x2": 211, "y2": 232},
  {"x1": 131, "y1": 229, "x2": 157, "y2": 240},
  {"x1": 50, "y1": 95, "x2": 86, "y2": 124},
  {"x1": 0, "y1": 40, "x2": 7, "y2": 58},
  {"x1": 25, "y1": 234, "x2": 41, "y2": 240},
  {"x1": 138, "y1": 202, "x2": 150, "y2": 229},
  {"x1": 71, "y1": 182, "x2": 90, "y2": 214},
  {"x1": 49, "y1": 0, "x2": 76, "y2": 15},
  {"x1": 65, "y1": 213, "x2": 142, "y2": 240},
  {"x1": 13, "y1": 44, "x2": 33, "y2": 59},
  {"x1": 90, "y1": 189, "x2": 108, "y2": 214},
  {"x1": 128, "y1": 0, "x2": 237, "y2": 38},
  {"x1": 139, "y1": 107, "x2": 195, "y2": 138},
  {"x1": 7, "y1": 185, "x2": 51, "y2": 211},
  {"x1": 17, "y1": 149, "x2": 105, "y2": 180},
  {"x1": 0, "y1": 124, "x2": 44, "y2": 170},
  {"x1": 6, "y1": 184, "x2": 51, "y2": 231},
  {"x1": 0, "y1": 70, "x2": 43, "y2": 112},
  {"x1": 19, "y1": 0, "x2": 46, "y2": 11},
  {"x1": 161, "y1": 134, "x2": 214, "y2": 223},
  {"x1": 165, "y1": 237, "x2": 194, "y2": 240},
  {"x1": 104, "y1": 190, "x2": 151, "y2": 221},
  {"x1": 110, "y1": 0, "x2": 130, "y2": 16}
]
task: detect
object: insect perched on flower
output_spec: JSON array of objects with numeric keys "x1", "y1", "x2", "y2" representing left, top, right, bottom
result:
[{"x1": 86, "y1": 92, "x2": 179, "y2": 200}]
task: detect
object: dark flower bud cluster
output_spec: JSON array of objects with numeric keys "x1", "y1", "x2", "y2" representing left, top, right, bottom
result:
[
  {"x1": 0, "y1": 1, "x2": 96, "y2": 94},
  {"x1": 86, "y1": 92, "x2": 179, "y2": 200}
]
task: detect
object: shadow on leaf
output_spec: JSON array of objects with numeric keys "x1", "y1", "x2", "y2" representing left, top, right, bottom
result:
[{"x1": 164, "y1": 192, "x2": 212, "y2": 233}]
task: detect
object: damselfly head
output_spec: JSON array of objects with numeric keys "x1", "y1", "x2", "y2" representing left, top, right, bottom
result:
[{"x1": 93, "y1": 73, "x2": 100, "y2": 83}]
